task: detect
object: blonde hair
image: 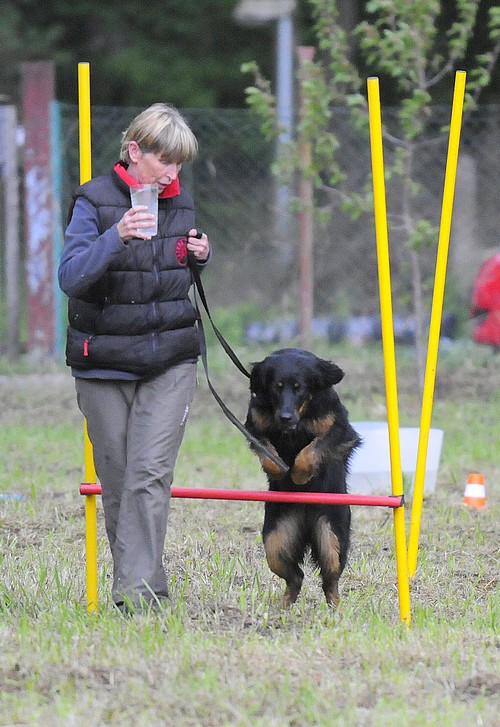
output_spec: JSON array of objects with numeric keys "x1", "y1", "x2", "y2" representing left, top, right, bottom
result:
[{"x1": 120, "y1": 103, "x2": 198, "y2": 164}]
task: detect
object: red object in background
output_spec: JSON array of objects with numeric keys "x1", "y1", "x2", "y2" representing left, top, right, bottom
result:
[{"x1": 471, "y1": 253, "x2": 500, "y2": 347}]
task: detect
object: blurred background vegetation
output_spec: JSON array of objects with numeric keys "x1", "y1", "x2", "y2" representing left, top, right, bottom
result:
[
  {"x1": 2, "y1": 1, "x2": 500, "y2": 369},
  {"x1": 1, "y1": 0, "x2": 499, "y2": 109}
]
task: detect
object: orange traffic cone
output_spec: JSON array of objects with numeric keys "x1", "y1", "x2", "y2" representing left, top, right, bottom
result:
[{"x1": 463, "y1": 473, "x2": 486, "y2": 510}]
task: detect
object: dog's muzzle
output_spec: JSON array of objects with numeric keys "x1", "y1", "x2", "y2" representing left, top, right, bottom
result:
[{"x1": 277, "y1": 410, "x2": 299, "y2": 431}]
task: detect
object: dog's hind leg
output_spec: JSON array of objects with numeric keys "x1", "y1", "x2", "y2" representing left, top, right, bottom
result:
[
  {"x1": 312, "y1": 515, "x2": 344, "y2": 607},
  {"x1": 263, "y1": 513, "x2": 305, "y2": 607}
]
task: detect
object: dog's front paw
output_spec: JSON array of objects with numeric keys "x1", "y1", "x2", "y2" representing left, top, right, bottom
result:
[
  {"x1": 259, "y1": 446, "x2": 285, "y2": 480},
  {"x1": 290, "y1": 465, "x2": 313, "y2": 485},
  {"x1": 290, "y1": 443, "x2": 318, "y2": 485}
]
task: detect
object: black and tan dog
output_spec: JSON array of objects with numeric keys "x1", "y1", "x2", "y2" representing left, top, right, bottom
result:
[{"x1": 245, "y1": 348, "x2": 360, "y2": 607}]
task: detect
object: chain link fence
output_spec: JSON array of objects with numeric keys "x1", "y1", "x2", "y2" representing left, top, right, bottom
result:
[
  {"x1": 59, "y1": 104, "x2": 500, "y2": 318},
  {"x1": 2, "y1": 103, "x2": 500, "y2": 348}
]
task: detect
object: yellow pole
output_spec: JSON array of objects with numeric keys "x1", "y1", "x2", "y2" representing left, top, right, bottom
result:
[
  {"x1": 407, "y1": 70, "x2": 466, "y2": 576},
  {"x1": 84, "y1": 420, "x2": 98, "y2": 613},
  {"x1": 78, "y1": 63, "x2": 92, "y2": 186},
  {"x1": 367, "y1": 77, "x2": 411, "y2": 624},
  {"x1": 78, "y1": 62, "x2": 98, "y2": 613}
]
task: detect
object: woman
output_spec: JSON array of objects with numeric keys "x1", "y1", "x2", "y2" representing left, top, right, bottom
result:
[{"x1": 59, "y1": 103, "x2": 210, "y2": 613}]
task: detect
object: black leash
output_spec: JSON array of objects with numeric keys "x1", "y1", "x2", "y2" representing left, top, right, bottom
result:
[
  {"x1": 187, "y1": 238, "x2": 289, "y2": 474},
  {"x1": 188, "y1": 252, "x2": 250, "y2": 379}
]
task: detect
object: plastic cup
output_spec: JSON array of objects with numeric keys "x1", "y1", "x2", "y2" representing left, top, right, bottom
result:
[{"x1": 130, "y1": 183, "x2": 158, "y2": 236}]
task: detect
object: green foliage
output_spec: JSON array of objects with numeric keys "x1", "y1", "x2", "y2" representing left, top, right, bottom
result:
[
  {"x1": 398, "y1": 89, "x2": 432, "y2": 138},
  {"x1": 240, "y1": 62, "x2": 277, "y2": 140},
  {"x1": 242, "y1": 0, "x2": 500, "y2": 385},
  {"x1": 244, "y1": 0, "x2": 500, "y2": 217},
  {"x1": 408, "y1": 219, "x2": 439, "y2": 252},
  {"x1": 358, "y1": 2, "x2": 441, "y2": 91}
]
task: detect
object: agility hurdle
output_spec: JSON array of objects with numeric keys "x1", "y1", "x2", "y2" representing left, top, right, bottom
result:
[
  {"x1": 81, "y1": 483, "x2": 403, "y2": 507},
  {"x1": 79, "y1": 482, "x2": 405, "y2": 613},
  {"x1": 75, "y1": 62, "x2": 411, "y2": 619},
  {"x1": 75, "y1": 63, "x2": 463, "y2": 623}
]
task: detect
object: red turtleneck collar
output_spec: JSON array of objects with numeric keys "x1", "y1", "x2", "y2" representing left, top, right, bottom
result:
[{"x1": 114, "y1": 162, "x2": 181, "y2": 198}]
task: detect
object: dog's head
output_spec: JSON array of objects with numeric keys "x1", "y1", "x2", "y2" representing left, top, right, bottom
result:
[{"x1": 249, "y1": 348, "x2": 344, "y2": 432}]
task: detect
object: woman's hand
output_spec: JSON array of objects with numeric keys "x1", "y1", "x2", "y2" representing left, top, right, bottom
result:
[
  {"x1": 117, "y1": 206, "x2": 155, "y2": 241},
  {"x1": 187, "y1": 229, "x2": 210, "y2": 261}
]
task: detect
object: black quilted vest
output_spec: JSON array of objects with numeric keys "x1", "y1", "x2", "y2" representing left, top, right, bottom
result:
[{"x1": 65, "y1": 169, "x2": 200, "y2": 377}]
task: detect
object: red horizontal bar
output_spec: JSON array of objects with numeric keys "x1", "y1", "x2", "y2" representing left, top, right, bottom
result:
[{"x1": 79, "y1": 483, "x2": 403, "y2": 508}]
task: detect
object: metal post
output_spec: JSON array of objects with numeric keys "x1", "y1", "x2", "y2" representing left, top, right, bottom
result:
[
  {"x1": 297, "y1": 47, "x2": 315, "y2": 350},
  {"x1": 275, "y1": 13, "x2": 294, "y2": 240},
  {"x1": 0, "y1": 106, "x2": 21, "y2": 358},
  {"x1": 233, "y1": 2, "x2": 296, "y2": 253}
]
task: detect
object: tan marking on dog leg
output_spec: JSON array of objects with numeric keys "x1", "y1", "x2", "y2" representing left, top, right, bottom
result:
[
  {"x1": 258, "y1": 444, "x2": 285, "y2": 481},
  {"x1": 290, "y1": 440, "x2": 319, "y2": 485},
  {"x1": 309, "y1": 414, "x2": 335, "y2": 436},
  {"x1": 264, "y1": 523, "x2": 294, "y2": 578},
  {"x1": 264, "y1": 517, "x2": 304, "y2": 607},
  {"x1": 315, "y1": 516, "x2": 342, "y2": 607}
]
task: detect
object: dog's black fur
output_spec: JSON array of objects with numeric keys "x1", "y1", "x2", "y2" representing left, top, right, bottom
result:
[{"x1": 245, "y1": 348, "x2": 360, "y2": 607}]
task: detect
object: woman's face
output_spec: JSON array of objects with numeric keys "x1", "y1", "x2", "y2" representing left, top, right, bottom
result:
[{"x1": 127, "y1": 141, "x2": 182, "y2": 192}]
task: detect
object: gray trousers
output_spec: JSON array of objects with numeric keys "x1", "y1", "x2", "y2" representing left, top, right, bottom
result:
[{"x1": 75, "y1": 363, "x2": 197, "y2": 606}]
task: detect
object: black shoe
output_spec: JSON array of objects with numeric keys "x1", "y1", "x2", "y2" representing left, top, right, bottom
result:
[
  {"x1": 114, "y1": 600, "x2": 135, "y2": 616},
  {"x1": 114, "y1": 594, "x2": 169, "y2": 616}
]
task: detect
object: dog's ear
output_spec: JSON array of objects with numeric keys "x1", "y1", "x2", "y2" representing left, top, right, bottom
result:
[
  {"x1": 249, "y1": 360, "x2": 268, "y2": 395},
  {"x1": 311, "y1": 359, "x2": 344, "y2": 389}
]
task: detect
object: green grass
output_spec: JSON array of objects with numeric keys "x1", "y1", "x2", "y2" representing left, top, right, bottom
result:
[{"x1": 0, "y1": 341, "x2": 499, "y2": 726}]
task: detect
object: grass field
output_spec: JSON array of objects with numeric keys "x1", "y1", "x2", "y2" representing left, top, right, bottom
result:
[{"x1": 0, "y1": 339, "x2": 499, "y2": 726}]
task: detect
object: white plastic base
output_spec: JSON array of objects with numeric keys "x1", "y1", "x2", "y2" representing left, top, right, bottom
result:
[{"x1": 348, "y1": 421, "x2": 444, "y2": 496}]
